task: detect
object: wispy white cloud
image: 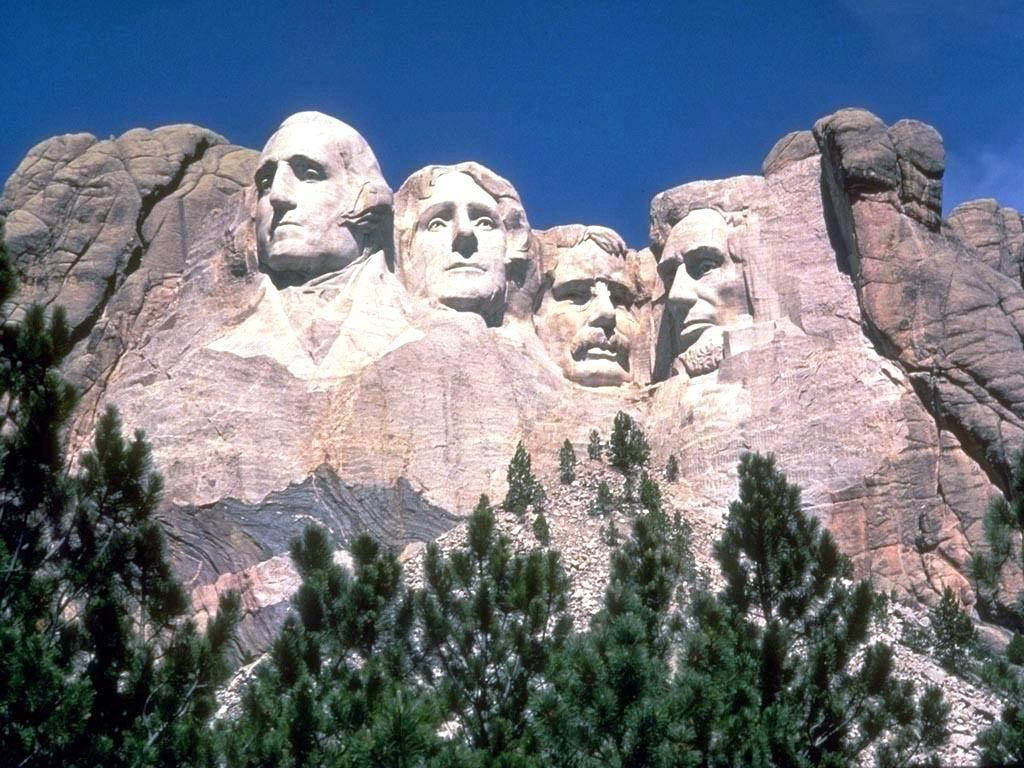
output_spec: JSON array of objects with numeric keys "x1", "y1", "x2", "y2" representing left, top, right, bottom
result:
[{"x1": 944, "y1": 129, "x2": 1024, "y2": 214}]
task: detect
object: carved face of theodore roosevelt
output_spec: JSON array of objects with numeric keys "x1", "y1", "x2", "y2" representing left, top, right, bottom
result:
[
  {"x1": 536, "y1": 231, "x2": 640, "y2": 387},
  {"x1": 659, "y1": 208, "x2": 749, "y2": 377},
  {"x1": 255, "y1": 111, "x2": 392, "y2": 285},
  {"x1": 395, "y1": 163, "x2": 530, "y2": 327}
]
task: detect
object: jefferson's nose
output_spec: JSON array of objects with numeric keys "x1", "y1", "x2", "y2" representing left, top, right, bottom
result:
[
  {"x1": 588, "y1": 283, "x2": 617, "y2": 334},
  {"x1": 451, "y1": 210, "x2": 478, "y2": 258}
]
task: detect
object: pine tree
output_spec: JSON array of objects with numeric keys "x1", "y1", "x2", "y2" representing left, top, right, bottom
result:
[
  {"x1": 639, "y1": 470, "x2": 662, "y2": 513},
  {"x1": 587, "y1": 430, "x2": 602, "y2": 461},
  {"x1": 533, "y1": 502, "x2": 695, "y2": 766},
  {"x1": 0, "y1": 229, "x2": 240, "y2": 768},
  {"x1": 505, "y1": 441, "x2": 545, "y2": 519},
  {"x1": 607, "y1": 411, "x2": 650, "y2": 472},
  {"x1": 930, "y1": 586, "x2": 976, "y2": 671},
  {"x1": 666, "y1": 454, "x2": 679, "y2": 482},
  {"x1": 591, "y1": 481, "x2": 613, "y2": 517},
  {"x1": 224, "y1": 526, "x2": 430, "y2": 767},
  {"x1": 971, "y1": 450, "x2": 1024, "y2": 629},
  {"x1": 680, "y1": 452, "x2": 949, "y2": 767},
  {"x1": 558, "y1": 439, "x2": 576, "y2": 484},
  {"x1": 416, "y1": 494, "x2": 571, "y2": 760},
  {"x1": 533, "y1": 510, "x2": 551, "y2": 546}
]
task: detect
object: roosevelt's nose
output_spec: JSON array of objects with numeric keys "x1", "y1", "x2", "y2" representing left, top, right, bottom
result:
[
  {"x1": 588, "y1": 283, "x2": 617, "y2": 335},
  {"x1": 451, "y1": 209, "x2": 478, "y2": 259}
]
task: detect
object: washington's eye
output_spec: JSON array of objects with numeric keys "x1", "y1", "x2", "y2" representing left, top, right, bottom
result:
[
  {"x1": 291, "y1": 159, "x2": 326, "y2": 182},
  {"x1": 255, "y1": 168, "x2": 274, "y2": 194},
  {"x1": 475, "y1": 216, "x2": 496, "y2": 230},
  {"x1": 427, "y1": 218, "x2": 447, "y2": 232}
]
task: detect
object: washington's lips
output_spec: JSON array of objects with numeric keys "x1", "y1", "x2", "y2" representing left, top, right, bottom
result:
[{"x1": 445, "y1": 262, "x2": 486, "y2": 272}]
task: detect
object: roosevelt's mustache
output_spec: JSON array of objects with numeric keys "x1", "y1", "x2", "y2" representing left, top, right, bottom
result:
[{"x1": 572, "y1": 328, "x2": 629, "y2": 360}]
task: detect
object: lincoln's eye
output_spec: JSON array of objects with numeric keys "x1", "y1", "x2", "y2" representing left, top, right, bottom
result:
[
  {"x1": 427, "y1": 218, "x2": 447, "y2": 232},
  {"x1": 685, "y1": 249, "x2": 724, "y2": 280}
]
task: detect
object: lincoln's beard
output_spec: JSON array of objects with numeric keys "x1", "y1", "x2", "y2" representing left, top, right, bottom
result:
[{"x1": 677, "y1": 327, "x2": 724, "y2": 377}]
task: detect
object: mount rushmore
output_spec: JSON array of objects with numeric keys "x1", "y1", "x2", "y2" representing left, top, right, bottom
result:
[{"x1": 3, "y1": 106, "x2": 1024, "y2": 652}]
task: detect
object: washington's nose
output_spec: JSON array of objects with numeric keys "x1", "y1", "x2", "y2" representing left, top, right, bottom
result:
[
  {"x1": 268, "y1": 167, "x2": 298, "y2": 214},
  {"x1": 588, "y1": 284, "x2": 617, "y2": 334},
  {"x1": 452, "y1": 211, "x2": 478, "y2": 259}
]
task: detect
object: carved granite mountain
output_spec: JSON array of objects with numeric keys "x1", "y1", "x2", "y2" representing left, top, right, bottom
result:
[{"x1": 3, "y1": 107, "x2": 1022, "y2": 654}]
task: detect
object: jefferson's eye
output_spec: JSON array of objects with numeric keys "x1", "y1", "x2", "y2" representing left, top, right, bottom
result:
[
  {"x1": 427, "y1": 218, "x2": 447, "y2": 232},
  {"x1": 475, "y1": 216, "x2": 496, "y2": 230},
  {"x1": 658, "y1": 257, "x2": 679, "y2": 284}
]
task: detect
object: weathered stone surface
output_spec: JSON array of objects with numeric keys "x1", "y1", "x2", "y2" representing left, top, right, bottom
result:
[
  {"x1": 947, "y1": 198, "x2": 1024, "y2": 282},
  {"x1": 761, "y1": 129, "x2": 818, "y2": 176},
  {"x1": 816, "y1": 108, "x2": 1024, "y2": 490},
  {"x1": 4, "y1": 106, "x2": 1022, "y2": 662},
  {"x1": 1, "y1": 125, "x2": 229, "y2": 336}
]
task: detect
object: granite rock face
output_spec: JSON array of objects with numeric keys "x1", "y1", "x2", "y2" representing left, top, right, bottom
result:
[{"x1": 4, "y1": 107, "x2": 1022, "y2": 654}]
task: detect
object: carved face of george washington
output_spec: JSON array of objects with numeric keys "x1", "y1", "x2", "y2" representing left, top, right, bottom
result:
[{"x1": 254, "y1": 111, "x2": 391, "y2": 285}]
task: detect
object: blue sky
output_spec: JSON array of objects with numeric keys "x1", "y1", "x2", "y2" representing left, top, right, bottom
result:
[{"x1": 2, "y1": 0, "x2": 1021, "y2": 246}]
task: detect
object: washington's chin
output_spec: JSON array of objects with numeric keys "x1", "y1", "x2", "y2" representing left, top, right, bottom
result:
[
  {"x1": 260, "y1": 241, "x2": 360, "y2": 276},
  {"x1": 676, "y1": 326, "x2": 724, "y2": 377}
]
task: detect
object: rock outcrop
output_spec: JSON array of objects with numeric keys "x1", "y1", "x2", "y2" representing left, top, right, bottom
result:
[{"x1": 4, "y1": 107, "x2": 1023, "y2": 659}]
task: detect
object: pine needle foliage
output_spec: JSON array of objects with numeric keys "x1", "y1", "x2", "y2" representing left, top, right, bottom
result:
[
  {"x1": 505, "y1": 442, "x2": 545, "y2": 519},
  {"x1": 558, "y1": 440, "x2": 576, "y2": 485},
  {"x1": 680, "y1": 452, "x2": 949, "y2": 768},
  {"x1": 223, "y1": 527, "x2": 427, "y2": 767},
  {"x1": 606, "y1": 412, "x2": 650, "y2": 472},
  {"x1": 0, "y1": 231, "x2": 240, "y2": 768},
  {"x1": 416, "y1": 494, "x2": 572, "y2": 760}
]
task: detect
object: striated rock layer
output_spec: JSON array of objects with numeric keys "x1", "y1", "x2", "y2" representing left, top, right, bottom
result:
[{"x1": 3, "y1": 108, "x2": 1023, "y2": 655}]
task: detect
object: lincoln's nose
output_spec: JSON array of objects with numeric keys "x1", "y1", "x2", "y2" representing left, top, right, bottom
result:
[{"x1": 666, "y1": 259, "x2": 698, "y2": 319}]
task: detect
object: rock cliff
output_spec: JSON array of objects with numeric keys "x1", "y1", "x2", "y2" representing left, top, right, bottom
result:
[{"x1": 3, "y1": 107, "x2": 1023, "y2": 659}]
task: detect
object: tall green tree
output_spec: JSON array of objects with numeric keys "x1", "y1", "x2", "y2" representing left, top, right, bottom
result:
[
  {"x1": 505, "y1": 442, "x2": 545, "y2": 519},
  {"x1": 606, "y1": 412, "x2": 650, "y2": 472},
  {"x1": 559, "y1": 440, "x2": 577, "y2": 485},
  {"x1": 224, "y1": 527, "x2": 430, "y2": 767},
  {"x1": 534, "y1": 475, "x2": 696, "y2": 767},
  {"x1": 0, "y1": 229, "x2": 240, "y2": 767},
  {"x1": 416, "y1": 494, "x2": 572, "y2": 762},
  {"x1": 680, "y1": 452, "x2": 949, "y2": 768}
]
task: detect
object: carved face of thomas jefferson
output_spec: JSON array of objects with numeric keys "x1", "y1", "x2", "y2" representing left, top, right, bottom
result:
[
  {"x1": 395, "y1": 163, "x2": 530, "y2": 327},
  {"x1": 536, "y1": 232, "x2": 640, "y2": 387},
  {"x1": 658, "y1": 208, "x2": 750, "y2": 376},
  {"x1": 255, "y1": 112, "x2": 391, "y2": 285}
]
